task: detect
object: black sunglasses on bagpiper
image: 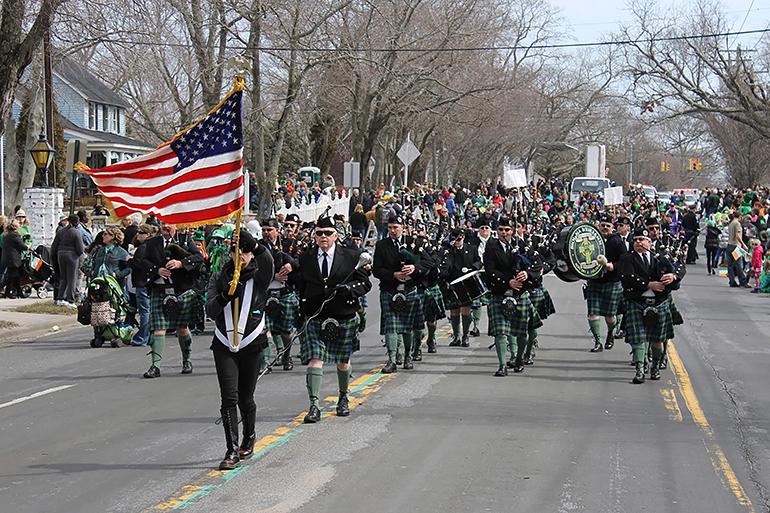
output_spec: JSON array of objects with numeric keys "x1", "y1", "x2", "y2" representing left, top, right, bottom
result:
[{"x1": 315, "y1": 230, "x2": 335, "y2": 237}]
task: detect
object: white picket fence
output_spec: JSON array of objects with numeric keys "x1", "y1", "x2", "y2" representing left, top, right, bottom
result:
[{"x1": 275, "y1": 190, "x2": 351, "y2": 221}]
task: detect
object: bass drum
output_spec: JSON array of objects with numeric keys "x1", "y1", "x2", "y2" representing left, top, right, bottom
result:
[{"x1": 552, "y1": 223, "x2": 606, "y2": 282}]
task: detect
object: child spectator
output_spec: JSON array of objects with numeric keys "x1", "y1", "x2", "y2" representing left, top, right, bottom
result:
[{"x1": 750, "y1": 238, "x2": 764, "y2": 292}]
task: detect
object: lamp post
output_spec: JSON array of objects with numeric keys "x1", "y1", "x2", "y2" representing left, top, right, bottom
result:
[{"x1": 29, "y1": 129, "x2": 57, "y2": 185}]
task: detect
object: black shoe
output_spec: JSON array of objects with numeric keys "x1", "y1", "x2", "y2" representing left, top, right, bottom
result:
[
  {"x1": 604, "y1": 337, "x2": 614, "y2": 350},
  {"x1": 469, "y1": 328, "x2": 480, "y2": 337},
  {"x1": 304, "y1": 405, "x2": 321, "y2": 423},
  {"x1": 523, "y1": 356, "x2": 534, "y2": 365},
  {"x1": 238, "y1": 434, "x2": 256, "y2": 459},
  {"x1": 614, "y1": 330, "x2": 626, "y2": 339},
  {"x1": 282, "y1": 350, "x2": 294, "y2": 371},
  {"x1": 259, "y1": 362, "x2": 272, "y2": 375},
  {"x1": 426, "y1": 337, "x2": 437, "y2": 353},
  {"x1": 412, "y1": 349, "x2": 422, "y2": 362},
  {"x1": 143, "y1": 365, "x2": 161, "y2": 379},
  {"x1": 729, "y1": 283, "x2": 740, "y2": 288},
  {"x1": 494, "y1": 365, "x2": 508, "y2": 377},
  {"x1": 590, "y1": 342, "x2": 603, "y2": 352},
  {"x1": 659, "y1": 355, "x2": 668, "y2": 369},
  {"x1": 219, "y1": 449, "x2": 240, "y2": 471},
  {"x1": 632, "y1": 371, "x2": 645, "y2": 384},
  {"x1": 513, "y1": 358, "x2": 524, "y2": 373},
  {"x1": 650, "y1": 367, "x2": 661, "y2": 380},
  {"x1": 381, "y1": 361, "x2": 397, "y2": 374},
  {"x1": 461, "y1": 335, "x2": 470, "y2": 347},
  {"x1": 449, "y1": 336, "x2": 461, "y2": 346},
  {"x1": 336, "y1": 394, "x2": 350, "y2": 417},
  {"x1": 358, "y1": 315, "x2": 367, "y2": 333},
  {"x1": 181, "y1": 361, "x2": 193, "y2": 374},
  {"x1": 396, "y1": 352, "x2": 403, "y2": 365},
  {"x1": 403, "y1": 356, "x2": 414, "y2": 370},
  {"x1": 506, "y1": 359, "x2": 515, "y2": 369}
]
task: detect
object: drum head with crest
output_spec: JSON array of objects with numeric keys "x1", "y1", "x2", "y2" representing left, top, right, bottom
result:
[{"x1": 553, "y1": 223, "x2": 605, "y2": 282}]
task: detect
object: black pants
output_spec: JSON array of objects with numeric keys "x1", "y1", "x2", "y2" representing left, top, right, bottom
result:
[
  {"x1": 706, "y1": 247, "x2": 717, "y2": 273},
  {"x1": 213, "y1": 345, "x2": 264, "y2": 414},
  {"x1": 4, "y1": 267, "x2": 21, "y2": 298}
]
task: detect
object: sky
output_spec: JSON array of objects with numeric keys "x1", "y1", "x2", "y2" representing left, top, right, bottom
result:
[{"x1": 548, "y1": 0, "x2": 769, "y2": 47}]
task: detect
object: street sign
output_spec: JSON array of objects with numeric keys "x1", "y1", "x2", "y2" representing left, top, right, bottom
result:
[
  {"x1": 344, "y1": 161, "x2": 360, "y2": 188},
  {"x1": 397, "y1": 141, "x2": 420, "y2": 167}
]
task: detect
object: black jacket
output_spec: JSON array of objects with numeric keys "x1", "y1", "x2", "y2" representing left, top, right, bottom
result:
[
  {"x1": 483, "y1": 238, "x2": 542, "y2": 297},
  {"x1": 372, "y1": 235, "x2": 431, "y2": 293},
  {"x1": 619, "y1": 250, "x2": 677, "y2": 303},
  {"x1": 297, "y1": 244, "x2": 371, "y2": 319},
  {"x1": 1, "y1": 232, "x2": 26, "y2": 268},
  {"x1": 591, "y1": 232, "x2": 626, "y2": 283},
  {"x1": 138, "y1": 233, "x2": 205, "y2": 294},
  {"x1": 439, "y1": 242, "x2": 481, "y2": 282}
]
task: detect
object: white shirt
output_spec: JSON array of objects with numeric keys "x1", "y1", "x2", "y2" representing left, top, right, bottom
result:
[{"x1": 317, "y1": 244, "x2": 336, "y2": 278}]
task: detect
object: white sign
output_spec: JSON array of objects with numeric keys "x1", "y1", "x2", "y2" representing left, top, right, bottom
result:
[
  {"x1": 504, "y1": 168, "x2": 527, "y2": 188},
  {"x1": 397, "y1": 141, "x2": 421, "y2": 167},
  {"x1": 344, "y1": 161, "x2": 360, "y2": 188},
  {"x1": 603, "y1": 186, "x2": 624, "y2": 206}
]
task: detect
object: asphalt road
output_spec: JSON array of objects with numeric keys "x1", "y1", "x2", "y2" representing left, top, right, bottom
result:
[{"x1": 1, "y1": 254, "x2": 769, "y2": 513}]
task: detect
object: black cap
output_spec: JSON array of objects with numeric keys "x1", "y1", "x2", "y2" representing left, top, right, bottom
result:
[
  {"x1": 599, "y1": 213, "x2": 614, "y2": 224},
  {"x1": 261, "y1": 218, "x2": 280, "y2": 228},
  {"x1": 235, "y1": 229, "x2": 257, "y2": 253},
  {"x1": 316, "y1": 216, "x2": 335, "y2": 229},
  {"x1": 645, "y1": 216, "x2": 660, "y2": 227},
  {"x1": 633, "y1": 228, "x2": 651, "y2": 240},
  {"x1": 615, "y1": 216, "x2": 631, "y2": 226},
  {"x1": 387, "y1": 215, "x2": 404, "y2": 225},
  {"x1": 497, "y1": 217, "x2": 512, "y2": 228},
  {"x1": 285, "y1": 213, "x2": 300, "y2": 223},
  {"x1": 450, "y1": 228, "x2": 464, "y2": 238}
]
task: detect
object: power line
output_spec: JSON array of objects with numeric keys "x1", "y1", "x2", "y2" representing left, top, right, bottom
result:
[{"x1": 57, "y1": 28, "x2": 770, "y2": 54}]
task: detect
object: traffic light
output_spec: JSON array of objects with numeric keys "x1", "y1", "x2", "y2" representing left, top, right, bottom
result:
[
  {"x1": 661, "y1": 161, "x2": 666, "y2": 172},
  {"x1": 687, "y1": 158, "x2": 693, "y2": 170},
  {"x1": 666, "y1": 163, "x2": 670, "y2": 172},
  {"x1": 696, "y1": 160, "x2": 702, "y2": 170}
]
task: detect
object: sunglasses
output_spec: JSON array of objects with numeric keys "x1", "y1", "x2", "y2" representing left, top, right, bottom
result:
[
  {"x1": 633, "y1": 237, "x2": 648, "y2": 242},
  {"x1": 315, "y1": 230, "x2": 335, "y2": 237},
  {"x1": 138, "y1": 231, "x2": 148, "y2": 235},
  {"x1": 647, "y1": 226, "x2": 660, "y2": 231},
  {"x1": 498, "y1": 227, "x2": 512, "y2": 232}
]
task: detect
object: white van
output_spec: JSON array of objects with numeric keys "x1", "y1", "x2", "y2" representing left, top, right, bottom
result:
[{"x1": 570, "y1": 177, "x2": 612, "y2": 203}]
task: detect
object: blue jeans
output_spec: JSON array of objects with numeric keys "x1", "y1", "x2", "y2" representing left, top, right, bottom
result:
[{"x1": 132, "y1": 286, "x2": 150, "y2": 345}]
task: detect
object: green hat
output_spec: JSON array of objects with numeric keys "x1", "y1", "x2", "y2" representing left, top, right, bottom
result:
[
  {"x1": 211, "y1": 229, "x2": 225, "y2": 239},
  {"x1": 193, "y1": 230, "x2": 205, "y2": 241}
]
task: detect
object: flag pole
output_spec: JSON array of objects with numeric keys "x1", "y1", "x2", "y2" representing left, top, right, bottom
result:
[{"x1": 229, "y1": 208, "x2": 243, "y2": 348}]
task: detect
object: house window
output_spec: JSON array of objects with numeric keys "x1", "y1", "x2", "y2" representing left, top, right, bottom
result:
[
  {"x1": 88, "y1": 103, "x2": 96, "y2": 130},
  {"x1": 102, "y1": 105, "x2": 108, "y2": 132},
  {"x1": 109, "y1": 108, "x2": 118, "y2": 133}
]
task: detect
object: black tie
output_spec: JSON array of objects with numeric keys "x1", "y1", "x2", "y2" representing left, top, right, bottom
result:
[
  {"x1": 644, "y1": 253, "x2": 650, "y2": 272},
  {"x1": 322, "y1": 252, "x2": 329, "y2": 279}
]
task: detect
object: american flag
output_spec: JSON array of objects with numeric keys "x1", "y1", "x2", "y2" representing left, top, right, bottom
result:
[{"x1": 81, "y1": 87, "x2": 244, "y2": 226}]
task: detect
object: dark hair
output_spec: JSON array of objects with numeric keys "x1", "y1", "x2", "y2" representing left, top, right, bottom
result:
[{"x1": 68, "y1": 214, "x2": 79, "y2": 227}]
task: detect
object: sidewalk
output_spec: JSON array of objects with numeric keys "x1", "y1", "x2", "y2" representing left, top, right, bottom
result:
[{"x1": 0, "y1": 296, "x2": 84, "y2": 344}]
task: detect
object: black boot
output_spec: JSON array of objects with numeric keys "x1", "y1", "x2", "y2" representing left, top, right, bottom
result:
[
  {"x1": 650, "y1": 360, "x2": 661, "y2": 380},
  {"x1": 426, "y1": 336, "x2": 437, "y2": 353},
  {"x1": 219, "y1": 407, "x2": 240, "y2": 470},
  {"x1": 282, "y1": 345, "x2": 294, "y2": 371},
  {"x1": 238, "y1": 408, "x2": 256, "y2": 459},
  {"x1": 659, "y1": 354, "x2": 668, "y2": 370},
  {"x1": 403, "y1": 353, "x2": 414, "y2": 370}
]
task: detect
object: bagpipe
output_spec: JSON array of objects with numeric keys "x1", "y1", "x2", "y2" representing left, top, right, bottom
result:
[{"x1": 654, "y1": 230, "x2": 688, "y2": 291}]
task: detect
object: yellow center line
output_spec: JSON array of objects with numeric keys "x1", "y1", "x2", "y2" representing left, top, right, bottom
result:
[
  {"x1": 659, "y1": 388, "x2": 682, "y2": 422},
  {"x1": 669, "y1": 342, "x2": 755, "y2": 511}
]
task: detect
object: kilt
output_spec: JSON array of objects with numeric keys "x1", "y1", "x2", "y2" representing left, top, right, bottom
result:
[
  {"x1": 420, "y1": 284, "x2": 446, "y2": 323},
  {"x1": 476, "y1": 292, "x2": 490, "y2": 307},
  {"x1": 266, "y1": 292, "x2": 298, "y2": 335},
  {"x1": 487, "y1": 293, "x2": 542, "y2": 338},
  {"x1": 380, "y1": 288, "x2": 422, "y2": 334},
  {"x1": 529, "y1": 286, "x2": 556, "y2": 320},
  {"x1": 358, "y1": 295, "x2": 368, "y2": 309},
  {"x1": 669, "y1": 297, "x2": 683, "y2": 326},
  {"x1": 300, "y1": 315, "x2": 360, "y2": 364},
  {"x1": 150, "y1": 288, "x2": 198, "y2": 331},
  {"x1": 443, "y1": 287, "x2": 482, "y2": 310},
  {"x1": 625, "y1": 297, "x2": 675, "y2": 346},
  {"x1": 585, "y1": 280, "x2": 622, "y2": 318}
]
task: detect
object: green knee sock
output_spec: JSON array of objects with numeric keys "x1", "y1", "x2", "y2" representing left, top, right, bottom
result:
[
  {"x1": 414, "y1": 330, "x2": 424, "y2": 349},
  {"x1": 605, "y1": 319, "x2": 616, "y2": 338},
  {"x1": 385, "y1": 333, "x2": 399, "y2": 362},
  {"x1": 525, "y1": 329, "x2": 537, "y2": 357},
  {"x1": 337, "y1": 366, "x2": 351, "y2": 394},
  {"x1": 150, "y1": 334, "x2": 165, "y2": 366},
  {"x1": 451, "y1": 316, "x2": 460, "y2": 338},
  {"x1": 274, "y1": 336, "x2": 285, "y2": 359},
  {"x1": 651, "y1": 345, "x2": 664, "y2": 366},
  {"x1": 494, "y1": 335, "x2": 507, "y2": 366},
  {"x1": 402, "y1": 333, "x2": 413, "y2": 357},
  {"x1": 427, "y1": 323, "x2": 436, "y2": 341},
  {"x1": 507, "y1": 335, "x2": 517, "y2": 359},
  {"x1": 306, "y1": 367, "x2": 323, "y2": 407},
  {"x1": 615, "y1": 314, "x2": 623, "y2": 333},
  {"x1": 516, "y1": 336, "x2": 527, "y2": 360},
  {"x1": 264, "y1": 336, "x2": 273, "y2": 363},
  {"x1": 461, "y1": 314, "x2": 471, "y2": 337},
  {"x1": 588, "y1": 319, "x2": 602, "y2": 343},
  {"x1": 632, "y1": 344, "x2": 646, "y2": 373},
  {"x1": 472, "y1": 308, "x2": 482, "y2": 329},
  {"x1": 178, "y1": 333, "x2": 192, "y2": 363}
]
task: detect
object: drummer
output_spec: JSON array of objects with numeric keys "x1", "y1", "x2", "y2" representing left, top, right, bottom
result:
[
  {"x1": 469, "y1": 217, "x2": 494, "y2": 337},
  {"x1": 587, "y1": 213, "x2": 627, "y2": 353},
  {"x1": 441, "y1": 228, "x2": 482, "y2": 347}
]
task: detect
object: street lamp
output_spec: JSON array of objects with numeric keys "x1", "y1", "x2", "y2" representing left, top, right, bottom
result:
[{"x1": 29, "y1": 129, "x2": 56, "y2": 185}]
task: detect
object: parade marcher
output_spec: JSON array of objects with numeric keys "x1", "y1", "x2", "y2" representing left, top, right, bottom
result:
[
  {"x1": 139, "y1": 222, "x2": 205, "y2": 378},
  {"x1": 520, "y1": 220, "x2": 556, "y2": 364},
  {"x1": 613, "y1": 216, "x2": 632, "y2": 339},
  {"x1": 296, "y1": 216, "x2": 372, "y2": 423},
  {"x1": 373, "y1": 215, "x2": 430, "y2": 372},
  {"x1": 682, "y1": 204, "x2": 700, "y2": 264},
  {"x1": 206, "y1": 229, "x2": 273, "y2": 470},
  {"x1": 484, "y1": 217, "x2": 542, "y2": 376},
  {"x1": 440, "y1": 228, "x2": 482, "y2": 347},
  {"x1": 259, "y1": 218, "x2": 299, "y2": 373},
  {"x1": 412, "y1": 221, "x2": 444, "y2": 355},
  {"x1": 618, "y1": 228, "x2": 680, "y2": 383},
  {"x1": 469, "y1": 218, "x2": 494, "y2": 337},
  {"x1": 586, "y1": 214, "x2": 626, "y2": 352}
]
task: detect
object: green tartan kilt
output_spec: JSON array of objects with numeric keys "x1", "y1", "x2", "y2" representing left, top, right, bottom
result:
[
  {"x1": 300, "y1": 316, "x2": 360, "y2": 364},
  {"x1": 443, "y1": 285, "x2": 483, "y2": 310},
  {"x1": 420, "y1": 284, "x2": 446, "y2": 324},
  {"x1": 150, "y1": 288, "x2": 199, "y2": 331},
  {"x1": 380, "y1": 289, "x2": 422, "y2": 334},
  {"x1": 487, "y1": 293, "x2": 542, "y2": 338},
  {"x1": 669, "y1": 297, "x2": 684, "y2": 325},
  {"x1": 266, "y1": 293, "x2": 298, "y2": 335},
  {"x1": 358, "y1": 295, "x2": 368, "y2": 309},
  {"x1": 476, "y1": 292, "x2": 491, "y2": 307},
  {"x1": 529, "y1": 286, "x2": 556, "y2": 320},
  {"x1": 585, "y1": 280, "x2": 622, "y2": 318},
  {"x1": 625, "y1": 297, "x2": 675, "y2": 346}
]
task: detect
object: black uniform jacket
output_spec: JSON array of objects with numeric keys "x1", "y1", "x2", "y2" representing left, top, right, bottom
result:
[
  {"x1": 372, "y1": 235, "x2": 431, "y2": 293},
  {"x1": 139, "y1": 233, "x2": 205, "y2": 294},
  {"x1": 591, "y1": 232, "x2": 626, "y2": 283},
  {"x1": 297, "y1": 244, "x2": 371, "y2": 320},
  {"x1": 440, "y1": 242, "x2": 482, "y2": 282},
  {"x1": 618, "y1": 251, "x2": 676, "y2": 304},
  {"x1": 483, "y1": 238, "x2": 542, "y2": 297},
  {"x1": 259, "y1": 238, "x2": 299, "y2": 287}
]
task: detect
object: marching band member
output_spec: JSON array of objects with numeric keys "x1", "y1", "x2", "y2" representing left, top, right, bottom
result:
[
  {"x1": 441, "y1": 228, "x2": 482, "y2": 347},
  {"x1": 519, "y1": 219, "x2": 556, "y2": 365},
  {"x1": 411, "y1": 221, "x2": 442, "y2": 358},
  {"x1": 470, "y1": 218, "x2": 494, "y2": 336}
]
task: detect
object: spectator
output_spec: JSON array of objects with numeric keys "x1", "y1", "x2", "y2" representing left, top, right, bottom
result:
[
  {"x1": 121, "y1": 212, "x2": 141, "y2": 251},
  {"x1": 128, "y1": 224, "x2": 158, "y2": 346},
  {"x1": 76, "y1": 210, "x2": 94, "y2": 246},
  {"x1": 349, "y1": 204, "x2": 368, "y2": 239},
  {"x1": 15, "y1": 209, "x2": 32, "y2": 247},
  {"x1": 50, "y1": 214, "x2": 84, "y2": 307},
  {"x1": 2, "y1": 220, "x2": 28, "y2": 299}
]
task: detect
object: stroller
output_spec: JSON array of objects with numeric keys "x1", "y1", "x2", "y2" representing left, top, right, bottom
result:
[
  {"x1": 19, "y1": 245, "x2": 55, "y2": 299},
  {"x1": 85, "y1": 274, "x2": 133, "y2": 348}
]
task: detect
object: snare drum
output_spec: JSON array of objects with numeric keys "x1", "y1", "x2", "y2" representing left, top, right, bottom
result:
[{"x1": 449, "y1": 271, "x2": 488, "y2": 305}]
